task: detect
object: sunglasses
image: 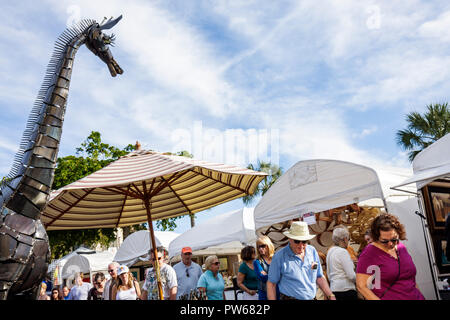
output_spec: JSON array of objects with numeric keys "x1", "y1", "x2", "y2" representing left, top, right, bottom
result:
[
  {"x1": 213, "y1": 261, "x2": 220, "y2": 265},
  {"x1": 108, "y1": 269, "x2": 115, "y2": 273},
  {"x1": 379, "y1": 238, "x2": 400, "y2": 244},
  {"x1": 186, "y1": 269, "x2": 190, "y2": 278},
  {"x1": 258, "y1": 244, "x2": 267, "y2": 249},
  {"x1": 293, "y1": 240, "x2": 308, "y2": 244}
]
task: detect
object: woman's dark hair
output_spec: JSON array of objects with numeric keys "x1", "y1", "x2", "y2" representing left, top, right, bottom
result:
[
  {"x1": 50, "y1": 288, "x2": 62, "y2": 300},
  {"x1": 93, "y1": 272, "x2": 105, "y2": 282},
  {"x1": 370, "y1": 213, "x2": 406, "y2": 241},
  {"x1": 240, "y1": 245, "x2": 256, "y2": 262}
]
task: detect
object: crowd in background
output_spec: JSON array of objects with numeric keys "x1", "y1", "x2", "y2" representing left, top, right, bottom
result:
[{"x1": 41, "y1": 213, "x2": 425, "y2": 301}]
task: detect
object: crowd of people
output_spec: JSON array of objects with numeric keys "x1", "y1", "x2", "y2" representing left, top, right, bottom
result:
[{"x1": 42, "y1": 213, "x2": 425, "y2": 301}]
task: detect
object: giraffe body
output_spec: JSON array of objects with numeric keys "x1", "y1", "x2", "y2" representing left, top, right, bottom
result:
[{"x1": 0, "y1": 16, "x2": 123, "y2": 299}]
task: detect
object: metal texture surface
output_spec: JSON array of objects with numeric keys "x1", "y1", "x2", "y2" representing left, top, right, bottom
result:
[{"x1": 0, "y1": 15, "x2": 123, "y2": 299}]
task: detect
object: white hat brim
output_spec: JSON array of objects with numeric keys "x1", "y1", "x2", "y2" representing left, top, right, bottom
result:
[{"x1": 283, "y1": 231, "x2": 316, "y2": 241}]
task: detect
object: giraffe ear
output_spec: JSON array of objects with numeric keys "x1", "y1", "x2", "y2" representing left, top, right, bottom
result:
[{"x1": 99, "y1": 15, "x2": 122, "y2": 30}]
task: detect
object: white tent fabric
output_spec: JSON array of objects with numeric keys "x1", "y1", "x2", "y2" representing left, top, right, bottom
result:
[
  {"x1": 385, "y1": 197, "x2": 436, "y2": 300},
  {"x1": 168, "y1": 207, "x2": 256, "y2": 258},
  {"x1": 48, "y1": 246, "x2": 96, "y2": 275},
  {"x1": 114, "y1": 230, "x2": 180, "y2": 266},
  {"x1": 393, "y1": 133, "x2": 450, "y2": 190},
  {"x1": 61, "y1": 250, "x2": 115, "y2": 279},
  {"x1": 254, "y1": 160, "x2": 384, "y2": 230}
]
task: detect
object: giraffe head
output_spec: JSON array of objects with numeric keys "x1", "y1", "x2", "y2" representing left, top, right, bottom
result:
[{"x1": 85, "y1": 15, "x2": 124, "y2": 77}]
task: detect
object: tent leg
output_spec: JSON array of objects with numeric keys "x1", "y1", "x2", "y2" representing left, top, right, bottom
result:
[{"x1": 144, "y1": 197, "x2": 164, "y2": 300}]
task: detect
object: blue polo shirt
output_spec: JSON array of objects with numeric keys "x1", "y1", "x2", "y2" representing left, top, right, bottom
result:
[
  {"x1": 268, "y1": 244, "x2": 323, "y2": 300},
  {"x1": 197, "y1": 270, "x2": 224, "y2": 300}
]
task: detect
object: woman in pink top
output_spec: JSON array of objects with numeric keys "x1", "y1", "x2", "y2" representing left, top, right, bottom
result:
[{"x1": 356, "y1": 214, "x2": 425, "y2": 300}]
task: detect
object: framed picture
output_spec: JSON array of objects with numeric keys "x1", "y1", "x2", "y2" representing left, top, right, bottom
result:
[{"x1": 426, "y1": 186, "x2": 450, "y2": 230}]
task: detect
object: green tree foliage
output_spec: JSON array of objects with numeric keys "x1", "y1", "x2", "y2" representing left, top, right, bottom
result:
[
  {"x1": 242, "y1": 161, "x2": 283, "y2": 205},
  {"x1": 396, "y1": 103, "x2": 450, "y2": 161},
  {"x1": 48, "y1": 132, "x2": 141, "y2": 259}
]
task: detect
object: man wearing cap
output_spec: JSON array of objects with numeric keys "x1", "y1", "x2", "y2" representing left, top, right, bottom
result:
[
  {"x1": 173, "y1": 247, "x2": 203, "y2": 299},
  {"x1": 267, "y1": 221, "x2": 336, "y2": 300}
]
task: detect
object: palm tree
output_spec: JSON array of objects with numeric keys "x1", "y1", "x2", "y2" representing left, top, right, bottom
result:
[
  {"x1": 396, "y1": 103, "x2": 450, "y2": 162},
  {"x1": 242, "y1": 161, "x2": 283, "y2": 205}
]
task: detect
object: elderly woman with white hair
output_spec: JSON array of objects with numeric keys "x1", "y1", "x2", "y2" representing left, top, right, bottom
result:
[
  {"x1": 326, "y1": 226, "x2": 357, "y2": 300},
  {"x1": 197, "y1": 255, "x2": 226, "y2": 300}
]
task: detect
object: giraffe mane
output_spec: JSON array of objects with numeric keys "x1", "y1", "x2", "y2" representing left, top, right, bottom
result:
[{"x1": 0, "y1": 19, "x2": 97, "y2": 193}]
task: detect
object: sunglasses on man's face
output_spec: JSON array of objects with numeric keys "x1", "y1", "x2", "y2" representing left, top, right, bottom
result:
[
  {"x1": 212, "y1": 261, "x2": 220, "y2": 266},
  {"x1": 108, "y1": 269, "x2": 115, "y2": 273},
  {"x1": 379, "y1": 238, "x2": 400, "y2": 244},
  {"x1": 293, "y1": 240, "x2": 308, "y2": 244}
]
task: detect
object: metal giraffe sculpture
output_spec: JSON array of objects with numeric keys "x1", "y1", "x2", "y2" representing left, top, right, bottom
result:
[{"x1": 0, "y1": 15, "x2": 123, "y2": 299}]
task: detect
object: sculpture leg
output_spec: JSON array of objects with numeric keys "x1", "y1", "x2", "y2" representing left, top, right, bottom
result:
[{"x1": 0, "y1": 281, "x2": 12, "y2": 300}]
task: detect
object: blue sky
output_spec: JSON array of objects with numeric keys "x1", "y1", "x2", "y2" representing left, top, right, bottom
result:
[{"x1": 1, "y1": 0, "x2": 450, "y2": 234}]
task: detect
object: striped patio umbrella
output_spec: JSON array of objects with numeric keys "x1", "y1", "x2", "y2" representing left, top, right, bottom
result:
[{"x1": 42, "y1": 149, "x2": 267, "y2": 299}]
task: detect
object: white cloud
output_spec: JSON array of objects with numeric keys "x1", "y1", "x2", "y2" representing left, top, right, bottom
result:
[
  {"x1": 418, "y1": 10, "x2": 450, "y2": 42},
  {"x1": 3, "y1": 0, "x2": 450, "y2": 181}
]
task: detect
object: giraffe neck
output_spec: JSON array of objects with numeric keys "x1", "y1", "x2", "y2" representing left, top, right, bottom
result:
[{"x1": 1, "y1": 34, "x2": 88, "y2": 220}]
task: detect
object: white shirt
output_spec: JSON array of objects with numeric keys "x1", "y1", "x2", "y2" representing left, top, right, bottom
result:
[
  {"x1": 116, "y1": 287, "x2": 137, "y2": 300},
  {"x1": 68, "y1": 282, "x2": 92, "y2": 300},
  {"x1": 173, "y1": 261, "x2": 203, "y2": 299},
  {"x1": 326, "y1": 246, "x2": 356, "y2": 292},
  {"x1": 103, "y1": 278, "x2": 117, "y2": 300}
]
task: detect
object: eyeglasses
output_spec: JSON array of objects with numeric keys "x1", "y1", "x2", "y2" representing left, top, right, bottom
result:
[
  {"x1": 258, "y1": 244, "x2": 267, "y2": 249},
  {"x1": 186, "y1": 269, "x2": 190, "y2": 278},
  {"x1": 379, "y1": 238, "x2": 400, "y2": 244},
  {"x1": 293, "y1": 240, "x2": 308, "y2": 244},
  {"x1": 108, "y1": 269, "x2": 115, "y2": 273},
  {"x1": 212, "y1": 261, "x2": 220, "y2": 265}
]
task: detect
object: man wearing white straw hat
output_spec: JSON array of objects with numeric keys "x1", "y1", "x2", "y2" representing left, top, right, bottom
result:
[{"x1": 267, "y1": 221, "x2": 336, "y2": 300}]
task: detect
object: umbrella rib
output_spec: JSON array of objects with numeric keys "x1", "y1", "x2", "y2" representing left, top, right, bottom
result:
[
  {"x1": 44, "y1": 189, "x2": 94, "y2": 228},
  {"x1": 130, "y1": 183, "x2": 144, "y2": 198},
  {"x1": 148, "y1": 171, "x2": 189, "y2": 199},
  {"x1": 116, "y1": 185, "x2": 130, "y2": 228},
  {"x1": 103, "y1": 186, "x2": 142, "y2": 199},
  {"x1": 188, "y1": 169, "x2": 250, "y2": 195},
  {"x1": 161, "y1": 176, "x2": 192, "y2": 216}
]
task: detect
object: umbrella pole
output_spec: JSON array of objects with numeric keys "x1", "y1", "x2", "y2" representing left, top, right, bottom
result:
[{"x1": 144, "y1": 197, "x2": 164, "y2": 300}]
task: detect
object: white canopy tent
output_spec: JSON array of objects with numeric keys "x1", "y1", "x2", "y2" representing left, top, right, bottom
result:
[
  {"x1": 392, "y1": 133, "x2": 450, "y2": 190},
  {"x1": 61, "y1": 250, "x2": 115, "y2": 284},
  {"x1": 168, "y1": 207, "x2": 256, "y2": 258},
  {"x1": 254, "y1": 160, "x2": 386, "y2": 230},
  {"x1": 114, "y1": 230, "x2": 180, "y2": 266},
  {"x1": 47, "y1": 246, "x2": 96, "y2": 276}
]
